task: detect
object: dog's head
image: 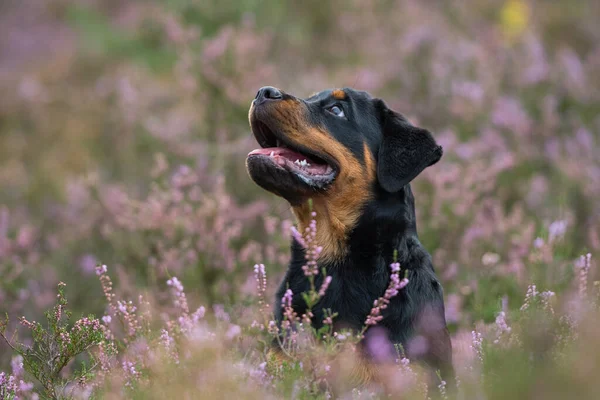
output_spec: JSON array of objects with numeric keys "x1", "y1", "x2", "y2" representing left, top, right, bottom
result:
[{"x1": 246, "y1": 87, "x2": 442, "y2": 260}]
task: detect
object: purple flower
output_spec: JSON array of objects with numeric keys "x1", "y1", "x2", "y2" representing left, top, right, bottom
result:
[
  {"x1": 533, "y1": 237, "x2": 545, "y2": 249},
  {"x1": 493, "y1": 311, "x2": 512, "y2": 344},
  {"x1": 79, "y1": 254, "x2": 98, "y2": 275},
  {"x1": 10, "y1": 356, "x2": 24, "y2": 378},
  {"x1": 191, "y1": 306, "x2": 206, "y2": 323},
  {"x1": 576, "y1": 253, "x2": 592, "y2": 298},
  {"x1": 520, "y1": 284, "x2": 538, "y2": 311},
  {"x1": 364, "y1": 261, "x2": 409, "y2": 327},
  {"x1": 318, "y1": 276, "x2": 332, "y2": 297},
  {"x1": 0, "y1": 372, "x2": 17, "y2": 397},
  {"x1": 548, "y1": 220, "x2": 567, "y2": 242},
  {"x1": 281, "y1": 289, "x2": 293, "y2": 308},
  {"x1": 166, "y1": 277, "x2": 184, "y2": 293},
  {"x1": 95, "y1": 264, "x2": 108, "y2": 276},
  {"x1": 226, "y1": 324, "x2": 242, "y2": 339},
  {"x1": 471, "y1": 330, "x2": 484, "y2": 362},
  {"x1": 364, "y1": 326, "x2": 395, "y2": 363}
]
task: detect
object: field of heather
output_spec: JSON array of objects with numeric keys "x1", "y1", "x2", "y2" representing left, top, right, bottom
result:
[{"x1": 1, "y1": 1, "x2": 599, "y2": 399}]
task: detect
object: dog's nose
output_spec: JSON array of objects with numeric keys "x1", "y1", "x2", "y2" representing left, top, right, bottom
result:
[{"x1": 254, "y1": 86, "x2": 282, "y2": 105}]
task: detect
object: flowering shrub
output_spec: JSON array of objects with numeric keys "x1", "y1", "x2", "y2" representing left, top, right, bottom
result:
[
  {"x1": 1, "y1": 234, "x2": 597, "y2": 399},
  {"x1": 364, "y1": 254, "x2": 409, "y2": 328},
  {"x1": 1, "y1": 283, "x2": 107, "y2": 399}
]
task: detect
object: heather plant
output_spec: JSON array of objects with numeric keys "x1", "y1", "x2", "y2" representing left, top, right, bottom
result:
[
  {"x1": 0, "y1": 282, "x2": 109, "y2": 400},
  {"x1": 1, "y1": 254, "x2": 599, "y2": 399},
  {"x1": 363, "y1": 253, "x2": 409, "y2": 330},
  {"x1": 256, "y1": 207, "x2": 353, "y2": 393},
  {"x1": 79, "y1": 155, "x2": 288, "y2": 305}
]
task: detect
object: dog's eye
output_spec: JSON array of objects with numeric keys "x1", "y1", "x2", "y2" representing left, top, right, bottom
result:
[{"x1": 327, "y1": 105, "x2": 345, "y2": 118}]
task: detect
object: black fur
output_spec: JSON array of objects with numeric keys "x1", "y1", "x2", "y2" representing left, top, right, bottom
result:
[
  {"x1": 273, "y1": 186, "x2": 453, "y2": 378},
  {"x1": 248, "y1": 87, "x2": 454, "y2": 381},
  {"x1": 375, "y1": 99, "x2": 444, "y2": 193}
]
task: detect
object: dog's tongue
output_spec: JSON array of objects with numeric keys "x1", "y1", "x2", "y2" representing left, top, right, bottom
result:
[
  {"x1": 249, "y1": 147, "x2": 307, "y2": 159},
  {"x1": 248, "y1": 147, "x2": 330, "y2": 175}
]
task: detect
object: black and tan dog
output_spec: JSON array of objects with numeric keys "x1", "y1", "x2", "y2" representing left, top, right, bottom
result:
[{"x1": 246, "y1": 86, "x2": 453, "y2": 383}]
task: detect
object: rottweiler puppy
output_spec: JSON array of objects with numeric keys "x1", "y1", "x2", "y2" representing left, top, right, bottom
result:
[{"x1": 246, "y1": 86, "x2": 453, "y2": 383}]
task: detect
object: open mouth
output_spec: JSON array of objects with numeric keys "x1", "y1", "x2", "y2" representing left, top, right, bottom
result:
[{"x1": 248, "y1": 119, "x2": 337, "y2": 188}]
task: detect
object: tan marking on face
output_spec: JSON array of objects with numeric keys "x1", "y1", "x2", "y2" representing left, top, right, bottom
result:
[
  {"x1": 332, "y1": 89, "x2": 346, "y2": 100},
  {"x1": 363, "y1": 141, "x2": 376, "y2": 184},
  {"x1": 285, "y1": 124, "x2": 372, "y2": 261},
  {"x1": 255, "y1": 99, "x2": 375, "y2": 262},
  {"x1": 291, "y1": 131, "x2": 372, "y2": 262}
]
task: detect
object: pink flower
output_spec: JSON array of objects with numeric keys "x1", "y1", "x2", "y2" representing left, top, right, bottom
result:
[
  {"x1": 166, "y1": 277, "x2": 184, "y2": 293},
  {"x1": 281, "y1": 289, "x2": 293, "y2": 308},
  {"x1": 10, "y1": 356, "x2": 24, "y2": 378},
  {"x1": 191, "y1": 306, "x2": 206, "y2": 323},
  {"x1": 226, "y1": 324, "x2": 242, "y2": 339},
  {"x1": 318, "y1": 276, "x2": 332, "y2": 297},
  {"x1": 364, "y1": 262, "x2": 409, "y2": 328},
  {"x1": 95, "y1": 264, "x2": 108, "y2": 276},
  {"x1": 520, "y1": 284, "x2": 538, "y2": 311},
  {"x1": 576, "y1": 253, "x2": 592, "y2": 298},
  {"x1": 493, "y1": 311, "x2": 512, "y2": 344},
  {"x1": 0, "y1": 372, "x2": 18, "y2": 397}
]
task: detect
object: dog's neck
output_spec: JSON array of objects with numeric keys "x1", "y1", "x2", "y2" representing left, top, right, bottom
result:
[
  {"x1": 291, "y1": 185, "x2": 418, "y2": 266},
  {"x1": 292, "y1": 198, "x2": 350, "y2": 264}
]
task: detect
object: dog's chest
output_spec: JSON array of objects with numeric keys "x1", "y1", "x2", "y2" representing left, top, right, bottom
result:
[{"x1": 287, "y1": 262, "x2": 392, "y2": 330}]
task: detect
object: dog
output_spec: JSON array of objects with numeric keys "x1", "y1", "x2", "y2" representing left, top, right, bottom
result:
[{"x1": 246, "y1": 86, "x2": 454, "y2": 384}]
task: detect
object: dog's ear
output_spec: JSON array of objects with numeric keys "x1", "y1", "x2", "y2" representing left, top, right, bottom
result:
[{"x1": 374, "y1": 99, "x2": 443, "y2": 193}]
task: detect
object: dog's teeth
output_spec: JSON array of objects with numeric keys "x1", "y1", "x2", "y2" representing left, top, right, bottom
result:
[
  {"x1": 295, "y1": 160, "x2": 301, "y2": 165},
  {"x1": 270, "y1": 151, "x2": 274, "y2": 157}
]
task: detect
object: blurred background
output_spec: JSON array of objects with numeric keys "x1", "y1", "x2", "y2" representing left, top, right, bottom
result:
[{"x1": 0, "y1": 0, "x2": 599, "y2": 388}]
